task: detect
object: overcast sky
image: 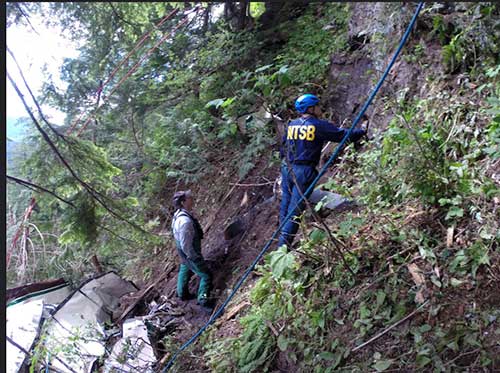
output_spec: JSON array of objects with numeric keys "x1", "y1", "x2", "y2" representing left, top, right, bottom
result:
[
  {"x1": 6, "y1": 3, "x2": 223, "y2": 136},
  {"x1": 6, "y1": 5, "x2": 79, "y2": 124}
]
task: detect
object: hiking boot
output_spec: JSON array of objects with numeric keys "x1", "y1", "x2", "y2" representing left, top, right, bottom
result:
[{"x1": 197, "y1": 297, "x2": 215, "y2": 309}]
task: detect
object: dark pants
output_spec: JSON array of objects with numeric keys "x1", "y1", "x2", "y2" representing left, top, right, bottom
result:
[
  {"x1": 278, "y1": 163, "x2": 318, "y2": 248},
  {"x1": 176, "y1": 259, "x2": 212, "y2": 305}
]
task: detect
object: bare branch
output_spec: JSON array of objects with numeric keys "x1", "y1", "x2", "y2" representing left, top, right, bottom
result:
[
  {"x1": 352, "y1": 300, "x2": 429, "y2": 352},
  {"x1": 7, "y1": 71, "x2": 154, "y2": 236},
  {"x1": 7, "y1": 175, "x2": 76, "y2": 207},
  {"x1": 13, "y1": 3, "x2": 40, "y2": 36},
  {"x1": 7, "y1": 46, "x2": 66, "y2": 141}
]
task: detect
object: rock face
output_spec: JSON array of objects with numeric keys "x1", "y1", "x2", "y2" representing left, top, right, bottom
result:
[
  {"x1": 327, "y1": 53, "x2": 374, "y2": 126},
  {"x1": 327, "y1": 3, "x2": 399, "y2": 131},
  {"x1": 327, "y1": 3, "x2": 444, "y2": 133}
]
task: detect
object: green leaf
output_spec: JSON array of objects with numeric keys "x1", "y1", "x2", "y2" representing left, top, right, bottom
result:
[
  {"x1": 319, "y1": 351, "x2": 336, "y2": 360},
  {"x1": 277, "y1": 335, "x2": 288, "y2": 351},
  {"x1": 221, "y1": 96, "x2": 236, "y2": 108},
  {"x1": 269, "y1": 247, "x2": 295, "y2": 279},
  {"x1": 373, "y1": 359, "x2": 393, "y2": 371},
  {"x1": 446, "y1": 341, "x2": 459, "y2": 351},
  {"x1": 445, "y1": 206, "x2": 464, "y2": 220},
  {"x1": 376, "y1": 290, "x2": 386, "y2": 308},
  {"x1": 419, "y1": 324, "x2": 432, "y2": 333},
  {"x1": 416, "y1": 355, "x2": 432, "y2": 368},
  {"x1": 310, "y1": 228, "x2": 326, "y2": 242},
  {"x1": 479, "y1": 230, "x2": 494, "y2": 240}
]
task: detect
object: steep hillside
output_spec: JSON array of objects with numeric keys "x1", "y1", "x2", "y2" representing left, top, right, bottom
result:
[
  {"x1": 151, "y1": 3, "x2": 499, "y2": 372},
  {"x1": 6, "y1": 2, "x2": 499, "y2": 372}
]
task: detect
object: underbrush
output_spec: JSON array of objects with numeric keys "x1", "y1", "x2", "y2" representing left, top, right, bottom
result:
[
  {"x1": 203, "y1": 200, "x2": 498, "y2": 372},
  {"x1": 201, "y1": 40, "x2": 499, "y2": 373}
]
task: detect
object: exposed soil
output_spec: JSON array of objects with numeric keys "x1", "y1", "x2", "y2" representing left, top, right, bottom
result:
[
  {"x1": 115, "y1": 151, "x2": 282, "y2": 370},
  {"x1": 114, "y1": 4, "x2": 499, "y2": 372}
]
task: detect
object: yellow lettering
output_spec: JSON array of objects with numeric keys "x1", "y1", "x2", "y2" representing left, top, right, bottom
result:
[
  {"x1": 306, "y1": 125, "x2": 316, "y2": 141},
  {"x1": 299, "y1": 126, "x2": 307, "y2": 140},
  {"x1": 287, "y1": 125, "x2": 315, "y2": 140}
]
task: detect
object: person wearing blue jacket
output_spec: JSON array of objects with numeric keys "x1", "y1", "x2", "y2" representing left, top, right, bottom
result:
[{"x1": 278, "y1": 93, "x2": 366, "y2": 249}]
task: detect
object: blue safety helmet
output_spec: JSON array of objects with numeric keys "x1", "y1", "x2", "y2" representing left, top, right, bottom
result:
[{"x1": 295, "y1": 93, "x2": 319, "y2": 113}]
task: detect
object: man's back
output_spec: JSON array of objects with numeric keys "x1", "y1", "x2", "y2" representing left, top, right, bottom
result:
[{"x1": 282, "y1": 116, "x2": 349, "y2": 166}]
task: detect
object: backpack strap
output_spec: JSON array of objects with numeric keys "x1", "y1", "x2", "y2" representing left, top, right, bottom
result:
[{"x1": 174, "y1": 209, "x2": 204, "y2": 240}]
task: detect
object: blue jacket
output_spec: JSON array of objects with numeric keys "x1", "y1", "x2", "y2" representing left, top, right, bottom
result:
[{"x1": 281, "y1": 116, "x2": 365, "y2": 166}]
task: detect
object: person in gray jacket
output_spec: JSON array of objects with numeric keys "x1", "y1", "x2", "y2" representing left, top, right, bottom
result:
[{"x1": 171, "y1": 190, "x2": 212, "y2": 307}]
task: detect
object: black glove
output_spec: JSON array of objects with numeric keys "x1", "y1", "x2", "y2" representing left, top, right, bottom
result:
[{"x1": 349, "y1": 129, "x2": 366, "y2": 143}]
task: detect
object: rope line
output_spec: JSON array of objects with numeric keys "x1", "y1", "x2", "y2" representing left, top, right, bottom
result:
[{"x1": 161, "y1": 2, "x2": 424, "y2": 370}]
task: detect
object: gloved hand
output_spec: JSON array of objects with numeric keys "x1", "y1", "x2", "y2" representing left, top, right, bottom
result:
[{"x1": 349, "y1": 129, "x2": 366, "y2": 143}]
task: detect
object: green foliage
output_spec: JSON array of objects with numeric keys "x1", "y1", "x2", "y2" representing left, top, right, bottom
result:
[
  {"x1": 449, "y1": 239, "x2": 493, "y2": 279},
  {"x1": 354, "y1": 81, "x2": 499, "y2": 230},
  {"x1": 59, "y1": 192, "x2": 98, "y2": 245},
  {"x1": 437, "y1": 4, "x2": 500, "y2": 74},
  {"x1": 205, "y1": 232, "x2": 359, "y2": 371},
  {"x1": 204, "y1": 8, "x2": 499, "y2": 370},
  {"x1": 274, "y1": 3, "x2": 349, "y2": 86},
  {"x1": 249, "y1": 3, "x2": 266, "y2": 20}
]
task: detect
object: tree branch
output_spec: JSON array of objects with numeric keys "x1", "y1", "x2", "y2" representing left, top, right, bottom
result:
[
  {"x1": 7, "y1": 46, "x2": 66, "y2": 141},
  {"x1": 7, "y1": 71, "x2": 154, "y2": 236},
  {"x1": 107, "y1": 2, "x2": 143, "y2": 30},
  {"x1": 7, "y1": 175, "x2": 76, "y2": 207},
  {"x1": 14, "y1": 3, "x2": 40, "y2": 36},
  {"x1": 8, "y1": 174, "x2": 142, "y2": 245},
  {"x1": 352, "y1": 300, "x2": 429, "y2": 352}
]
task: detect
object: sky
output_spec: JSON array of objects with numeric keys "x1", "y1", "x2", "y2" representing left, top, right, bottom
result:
[
  {"x1": 6, "y1": 4, "x2": 80, "y2": 139},
  {"x1": 5, "y1": 4, "x2": 223, "y2": 141}
]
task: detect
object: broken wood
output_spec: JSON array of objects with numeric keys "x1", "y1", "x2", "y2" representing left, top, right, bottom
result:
[
  {"x1": 215, "y1": 301, "x2": 250, "y2": 325},
  {"x1": 446, "y1": 226, "x2": 454, "y2": 248},
  {"x1": 225, "y1": 301, "x2": 250, "y2": 321},
  {"x1": 407, "y1": 263, "x2": 425, "y2": 287},
  {"x1": 407, "y1": 262, "x2": 426, "y2": 304},
  {"x1": 240, "y1": 191, "x2": 249, "y2": 207},
  {"x1": 116, "y1": 263, "x2": 174, "y2": 324},
  {"x1": 90, "y1": 254, "x2": 103, "y2": 274},
  {"x1": 265, "y1": 320, "x2": 279, "y2": 337}
]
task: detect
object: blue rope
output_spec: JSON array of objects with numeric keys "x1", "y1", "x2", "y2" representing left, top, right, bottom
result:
[{"x1": 162, "y1": 2, "x2": 424, "y2": 370}]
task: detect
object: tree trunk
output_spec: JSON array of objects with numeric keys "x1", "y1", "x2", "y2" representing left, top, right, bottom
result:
[
  {"x1": 203, "y1": 4, "x2": 211, "y2": 32},
  {"x1": 91, "y1": 254, "x2": 104, "y2": 274},
  {"x1": 225, "y1": 1, "x2": 250, "y2": 31},
  {"x1": 238, "y1": 0, "x2": 249, "y2": 30}
]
